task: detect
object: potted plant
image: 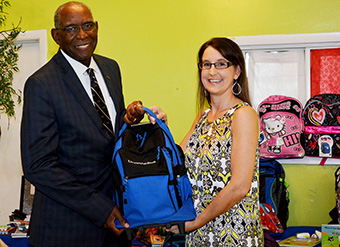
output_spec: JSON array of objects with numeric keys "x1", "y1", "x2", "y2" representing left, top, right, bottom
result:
[{"x1": 0, "y1": 0, "x2": 22, "y2": 136}]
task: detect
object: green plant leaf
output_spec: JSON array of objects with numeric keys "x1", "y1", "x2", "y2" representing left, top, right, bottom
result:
[{"x1": 0, "y1": 0, "x2": 22, "y2": 119}]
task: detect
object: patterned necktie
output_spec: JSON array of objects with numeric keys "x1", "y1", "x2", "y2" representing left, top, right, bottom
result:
[{"x1": 87, "y1": 68, "x2": 114, "y2": 137}]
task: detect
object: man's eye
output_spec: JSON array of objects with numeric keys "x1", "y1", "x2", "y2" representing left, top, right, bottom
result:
[
  {"x1": 65, "y1": 26, "x2": 76, "y2": 32},
  {"x1": 83, "y1": 23, "x2": 92, "y2": 30}
]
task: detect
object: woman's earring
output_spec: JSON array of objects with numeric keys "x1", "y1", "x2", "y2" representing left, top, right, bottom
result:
[
  {"x1": 232, "y1": 79, "x2": 242, "y2": 96},
  {"x1": 204, "y1": 89, "x2": 209, "y2": 96}
]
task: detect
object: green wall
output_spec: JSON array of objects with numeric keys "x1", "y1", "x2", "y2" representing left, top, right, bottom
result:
[{"x1": 7, "y1": 0, "x2": 340, "y2": 227}]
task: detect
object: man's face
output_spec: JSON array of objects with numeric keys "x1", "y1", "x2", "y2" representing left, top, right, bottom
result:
[{"x1": 52, "y1": 4, "x2": 98, "y2": 67}]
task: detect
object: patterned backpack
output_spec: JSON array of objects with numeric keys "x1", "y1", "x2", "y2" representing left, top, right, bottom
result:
[
  {"x1": 302, "y1": 94, "x2": 340, "y2": 159},
  {"x1": 257, "y1": 95, "x2": 305, "y2": 158}
]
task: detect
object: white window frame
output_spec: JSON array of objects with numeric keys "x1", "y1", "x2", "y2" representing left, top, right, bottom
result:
[{"x1": 231, "y1": 32, "x2": 340, "y2": 165}]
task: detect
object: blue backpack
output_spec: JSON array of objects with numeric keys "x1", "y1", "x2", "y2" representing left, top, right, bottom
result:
[
  {"x1": 259, "y1": 158, "x2": 289, "y2": 230},
  {"x1": 112, "y1": 107, "x2": 196, "y2": 238}
]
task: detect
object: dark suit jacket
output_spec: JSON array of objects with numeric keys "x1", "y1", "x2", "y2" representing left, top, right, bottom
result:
[{"x1": 21, "y1": 50, "x2": 126, "y2": 247}]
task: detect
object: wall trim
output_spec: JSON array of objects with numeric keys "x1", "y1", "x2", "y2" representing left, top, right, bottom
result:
[{"x1": 15, "y1": 29, "x2": 47, "y2": 66}]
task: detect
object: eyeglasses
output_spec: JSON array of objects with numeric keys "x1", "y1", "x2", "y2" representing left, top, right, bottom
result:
[
  {"x1": 57, "y1": 22, "x2": 96, "y2": 35},
  {"x1": 198, "y1": 61, "x2": 233, "y2": 70}
]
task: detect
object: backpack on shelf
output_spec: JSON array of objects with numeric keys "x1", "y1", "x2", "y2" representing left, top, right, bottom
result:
[
  {"x1": 302, "y1": 94, "x2": 340, "y2": 159},
  {"x1": 112, "y1": 107, "x2": 196, "y2": 239},
  {"x1": 257, "y1": 95, "x2": 305, "y2": 159},
  {"x1": 259, "y1": 158, "x2": 289, "y2": 230}
]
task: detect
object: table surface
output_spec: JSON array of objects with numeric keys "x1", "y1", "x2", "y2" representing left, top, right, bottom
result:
[
  {"x1": 0, "y1": 226, "x2": 323, "y2": 247},
  {"x1": 269, "y1": 226, "x2": 322, "y2": 247},
  {"x1": 0, "y1": 234, "x2": 30, "y2": 247}
]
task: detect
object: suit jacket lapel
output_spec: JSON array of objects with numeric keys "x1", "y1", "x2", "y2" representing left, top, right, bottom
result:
[{"x1": 54, "y1": 51, "x2": 106, "y2": 136}]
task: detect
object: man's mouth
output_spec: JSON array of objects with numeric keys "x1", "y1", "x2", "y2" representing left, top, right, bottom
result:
[{"x1": 76, "y1": 44, "x2": 90, "y2": 49}]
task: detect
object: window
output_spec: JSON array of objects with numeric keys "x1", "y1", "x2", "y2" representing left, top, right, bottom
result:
[
  {"x1": 311, "y1": 48, "x2": 340, "y2": 96},
  {"x1": 232, "y1": 33, "x2": 340, "y2": 165},
  {"x1": 246, "y1": 49, "x2": 305, "y2": 109}
]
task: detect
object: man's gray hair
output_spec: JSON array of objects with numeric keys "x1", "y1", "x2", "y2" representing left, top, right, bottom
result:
[{"x1": 54, "y1": 1, "x2": 92, "y2": 29}]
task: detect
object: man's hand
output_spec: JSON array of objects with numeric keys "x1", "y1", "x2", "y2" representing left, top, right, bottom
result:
[
  {"x1": 124, "y1": 101, "x2": 145, "y2": 125},
  {"x1": 104, "y1": 206, "x2": 129, "y2": 236},
  {"x1": 124, "y1": 101, "x2": 168, "y2": 125}
]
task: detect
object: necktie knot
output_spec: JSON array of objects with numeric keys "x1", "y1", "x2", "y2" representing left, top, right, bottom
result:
[{"x1": 87, "y1": 68, "x2": 96, "y2": 81}]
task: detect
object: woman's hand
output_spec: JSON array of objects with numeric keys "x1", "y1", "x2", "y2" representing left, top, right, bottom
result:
[
  {"x1": 147, "y1": 106, "x2": 168, "y2": 125},
  {"x1": 166, "y1": 220, "x2": 197, "y2": 234}
]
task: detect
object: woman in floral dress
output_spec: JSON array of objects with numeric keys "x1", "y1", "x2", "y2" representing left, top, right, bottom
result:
[{"x1": 168, "y1": 38, "x2": 263, "y2": 247}]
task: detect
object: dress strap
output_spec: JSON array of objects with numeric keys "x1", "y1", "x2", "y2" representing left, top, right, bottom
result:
[{"x1": 223, "y1": 102, "x2": 249, "y2": 117}]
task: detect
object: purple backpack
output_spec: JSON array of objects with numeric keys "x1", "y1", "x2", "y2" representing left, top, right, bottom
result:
[
  {"x1": 258, "y1": 95, "x2": 305, "y2": 158},
  {"x1": 302, "y1": 94, "x2": 340, "y2": 158}
]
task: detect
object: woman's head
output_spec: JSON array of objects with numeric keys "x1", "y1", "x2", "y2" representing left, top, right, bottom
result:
[{"x1": 197, "y1": 37, "x2": 251, "y2": 111}]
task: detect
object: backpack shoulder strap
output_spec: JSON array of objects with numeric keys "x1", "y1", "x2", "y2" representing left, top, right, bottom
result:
[{"x1": 142, "y1": 107, "x2": 182, "y2": 166}]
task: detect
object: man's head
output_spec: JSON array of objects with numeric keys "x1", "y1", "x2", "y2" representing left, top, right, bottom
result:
[{"x1": 52, "y1": 1, "x2": 98, "y2": 67}]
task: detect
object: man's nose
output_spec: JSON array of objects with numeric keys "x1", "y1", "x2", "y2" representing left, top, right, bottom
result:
[{"x1": 76, "y1": 27, "x2": 88, "y2": 38}]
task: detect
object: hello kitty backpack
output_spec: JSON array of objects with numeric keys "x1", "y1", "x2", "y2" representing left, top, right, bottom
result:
[{"x1": 257, "y1": 95, "x2": 305, "y2": 158}]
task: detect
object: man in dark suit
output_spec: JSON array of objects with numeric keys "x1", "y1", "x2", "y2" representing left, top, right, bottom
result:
[{"x1": 20, "y1": 2, "x2": 165, "y2": 247}]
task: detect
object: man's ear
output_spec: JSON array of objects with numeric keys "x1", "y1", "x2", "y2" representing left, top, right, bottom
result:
[{"x1": 51, "y1": 28, "x2": 60, "y2": 45}]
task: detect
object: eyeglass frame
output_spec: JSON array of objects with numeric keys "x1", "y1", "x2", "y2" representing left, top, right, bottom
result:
[
  {"x1": 56, "y1": 21, "x2": 97, "y2": 35},
  {"x1": 198, "y1": 60, "x2": 233, "y2": 70}
]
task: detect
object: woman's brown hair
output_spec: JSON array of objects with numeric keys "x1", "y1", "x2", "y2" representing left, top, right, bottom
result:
[{"x1": 196, "y1": 37, "x2": 252, "y2": 113}]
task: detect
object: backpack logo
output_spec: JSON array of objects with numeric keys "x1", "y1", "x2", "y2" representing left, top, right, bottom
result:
[
  {"x1": 263, "y1": 115, "x2": 286, "y2": 154},
  {"x1": 310, "y1": 108, "x2": 326, "y2": 125},
  {"x1": 127, "y1": 159, "x2": 157, "y2": 165}
]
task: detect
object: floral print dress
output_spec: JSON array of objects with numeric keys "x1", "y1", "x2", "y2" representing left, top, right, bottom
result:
[{"x1": 185, "y1": 103, "x2": 263, "y2": 247}]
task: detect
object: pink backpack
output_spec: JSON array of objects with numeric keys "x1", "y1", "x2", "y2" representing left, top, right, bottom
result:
[{"x1": 257, "y1": 95, "x2": 305, "y2": 158}]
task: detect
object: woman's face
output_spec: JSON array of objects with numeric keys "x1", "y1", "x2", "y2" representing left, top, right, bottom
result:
[{"x1": 201, "y1": 46, "x2": 240, "y2": 98}]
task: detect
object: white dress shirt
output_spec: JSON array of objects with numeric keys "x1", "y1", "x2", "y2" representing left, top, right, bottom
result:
[{"x1": 61, "y1": 49, "x2": 116, "y2": 131}]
